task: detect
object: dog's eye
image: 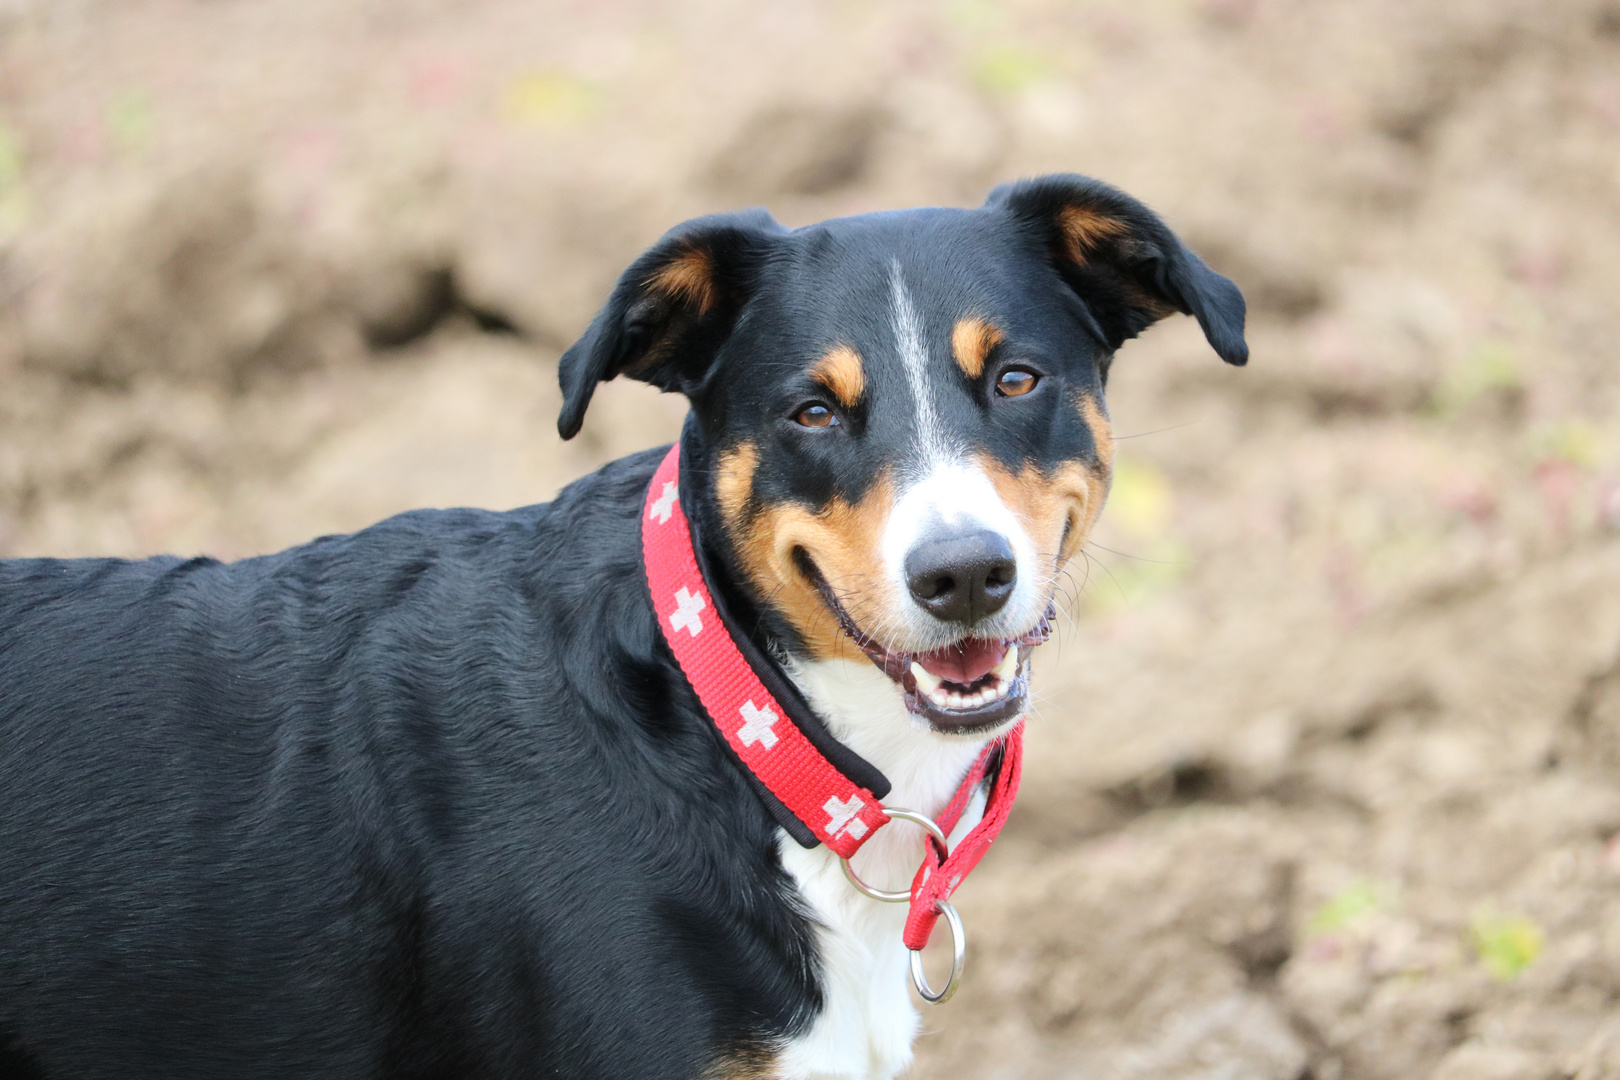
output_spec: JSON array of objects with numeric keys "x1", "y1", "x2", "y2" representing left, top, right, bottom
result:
[
  {"x1": 996, "y1": 368, "x2": 1039, "y2": 397},
  {"x1": 795, "y1": 403, "x2": 840, "y2": 428}
]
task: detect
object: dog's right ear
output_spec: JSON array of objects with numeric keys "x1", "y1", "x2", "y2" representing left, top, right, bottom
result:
[
  {"x1": 987, "y1": 174, "x2": 1248, "y2": 367},
  {"x1": 557, "y1": 209, "x2": 783, "y2": 440}
]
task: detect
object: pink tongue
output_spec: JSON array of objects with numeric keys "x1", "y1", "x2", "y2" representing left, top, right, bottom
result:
[{"x1": 917, "y1": 638, "x2": 1006, "y2": 686}]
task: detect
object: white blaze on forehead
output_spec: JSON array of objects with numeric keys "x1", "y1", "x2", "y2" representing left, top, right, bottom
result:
[
  {"x1": 881, "y1": 260, "x2": 1042, "y2": 647},
  {"x1": 888, "y1": 261, "x2": 953, "y2": 469}
]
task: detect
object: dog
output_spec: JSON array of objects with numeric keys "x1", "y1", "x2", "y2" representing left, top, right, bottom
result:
[{"x1": 0, "y1": 174, "x2": 1245, "y2": 1080}]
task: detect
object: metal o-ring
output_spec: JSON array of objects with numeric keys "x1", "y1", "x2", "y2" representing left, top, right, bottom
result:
[
  {"x1": 838, "y1": 807, "x2": 950, "y2": 903},
  {"x1": 909, "y1": 899, "x2": 965, "y2": 1003}
]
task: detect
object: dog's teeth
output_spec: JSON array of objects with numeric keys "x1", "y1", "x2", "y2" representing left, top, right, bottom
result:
[
  {"x1": 922, "y1": 671, "x2": 1031, "y2": 712},
  {"x1": 911, "y1": 662, "x2": 942, "y2": 695}
]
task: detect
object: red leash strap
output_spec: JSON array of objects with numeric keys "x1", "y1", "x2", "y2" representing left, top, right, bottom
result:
[
  {"x1": 642, "y1": 445, "x2": 888, "y2": 858},
  {"x1": 642, "y1": 442, "x2": 1023, "y2": 956},
  {"x1": 903, "y1": 720, "x2": 1023, "y2": 950}
]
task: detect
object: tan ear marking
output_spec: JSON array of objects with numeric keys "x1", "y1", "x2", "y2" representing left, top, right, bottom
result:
[
  {"x1": 1127, "y1": 283, "x2": 1179, "y2": 319},
  {"x1": 646, "y1": 248, "x2": 717, "y2": 315},
  {"x1": 809, "y1": 344, "x2": 866, "y2": 408},
  {"x1": 951, "y1": 317, "x2": 1003, "y2": 380},
  {"x1": 1057, "y1": 206, "x2": 1127, "y2": 266}
]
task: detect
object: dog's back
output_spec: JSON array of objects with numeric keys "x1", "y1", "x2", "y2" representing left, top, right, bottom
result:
[{"x1": 0, "y1": 451, "x2": 816, "y2": 1079}]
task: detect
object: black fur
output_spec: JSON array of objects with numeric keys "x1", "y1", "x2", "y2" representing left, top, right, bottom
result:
[{"x1": 0, "y1": 453, "x2": 817, "y2": 1078}]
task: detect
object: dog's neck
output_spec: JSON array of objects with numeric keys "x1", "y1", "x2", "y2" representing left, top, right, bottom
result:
[{"x1": 776, "y1": 653, "x2": 990, "y2": 1080}]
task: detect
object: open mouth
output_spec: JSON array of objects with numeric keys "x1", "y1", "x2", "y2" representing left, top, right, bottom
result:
[
  {"x1": 809, "y1": 572, "x2": 1054, "y2": 733},
  {"x1": 899, "y1": 636, "x2": 1032, "y2": 732}
]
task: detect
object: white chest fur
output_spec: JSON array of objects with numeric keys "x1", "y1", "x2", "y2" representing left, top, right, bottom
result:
[{"x1": 774, "y1": 657, "x2": 993, "y2": 1080}]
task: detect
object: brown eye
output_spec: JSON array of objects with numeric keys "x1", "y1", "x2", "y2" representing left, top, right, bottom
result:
[
  {"x1": 996, "y1": 367, "x2": 1039, "y2": 397},
  {"x1": 795, "y1": 403, "x2": 839, "y2": 428}
]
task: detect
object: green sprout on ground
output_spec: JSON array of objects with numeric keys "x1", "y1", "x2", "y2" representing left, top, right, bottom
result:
[
  {"x1": 1308, "y1": 881, "x2": 1384, "y2": 935},
  {"x1": 1433, "y1": 341, "x2": 1522, "y2": 417},
  {"x1": 1470, "y1": 911, "x2": 1543, "y2": 981},
  {"x1": 0, "y1": 118, "x2": 27, "y2": 234},
  {"x1": 972, "y1": 46, "x2": 1049, "y2": 96},
  {"x1": 502, "y1": 71, "x2": 600, "y2": 127}
]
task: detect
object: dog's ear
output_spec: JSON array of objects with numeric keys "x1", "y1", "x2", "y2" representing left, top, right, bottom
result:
[
  {"x1": 557, "y1": 209, "x2": 784, "y2": 440},
  {"x1": 987, "y1": 174, "x2": 1247, "y2": 366}
]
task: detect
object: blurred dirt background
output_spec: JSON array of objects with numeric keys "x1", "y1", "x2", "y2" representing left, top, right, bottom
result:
[{"x1": 4, "y1": 1, "x2": 1620, "y2": 1076}]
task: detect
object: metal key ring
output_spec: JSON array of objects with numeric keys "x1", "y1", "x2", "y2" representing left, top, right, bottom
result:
[
  {"x1": 839, "y1": 807, "x2": 950, "y2": 903},
  {"x1": 909, "y1": 899, "x2": 965, "y2": 1003}
]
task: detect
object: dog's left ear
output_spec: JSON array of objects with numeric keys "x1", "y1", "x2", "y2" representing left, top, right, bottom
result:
[
  {"x1": 557, "y1": 209, "x2": 784, "y2": 440},
  {"x1": 988, "y1": 174, "x2": 1248, "y2": 366}
]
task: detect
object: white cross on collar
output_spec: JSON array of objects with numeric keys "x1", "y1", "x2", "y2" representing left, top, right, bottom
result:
[
  {"x1": 648, "y1": 481, "x2": 679, "y2": 524},
  {"x1": 669, "y1": 586, "x2": 706, "y2": 637},
  {"x1": 823, "y1": 794, "x2": 869, "y2": 840},
  {"x1": 736, "y1": 700, "x2": 779, "y2": 749}
]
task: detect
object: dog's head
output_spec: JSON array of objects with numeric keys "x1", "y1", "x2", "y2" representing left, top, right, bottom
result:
[{"x1": 559, "y1": 174, "x2": 1246, "y2": 736}]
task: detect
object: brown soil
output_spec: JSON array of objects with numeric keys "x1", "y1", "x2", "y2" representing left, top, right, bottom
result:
[{"x1": 4, "y1": 1, "x2": 1620, "y2": 1076}]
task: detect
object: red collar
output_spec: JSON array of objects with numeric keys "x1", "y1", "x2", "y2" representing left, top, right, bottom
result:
[{"x1": 641, "y1": 442, "x2": 1023, "y2": 980}]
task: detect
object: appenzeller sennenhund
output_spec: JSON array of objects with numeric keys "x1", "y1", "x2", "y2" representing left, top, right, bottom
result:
[{"x1": 0, "y1": 175, "x2": 1246, "y2": 1080}]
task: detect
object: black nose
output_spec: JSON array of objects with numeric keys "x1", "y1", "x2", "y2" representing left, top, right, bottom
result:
[{"x1": 904, "y1": 529, "x2": 1018, "y2": 626}]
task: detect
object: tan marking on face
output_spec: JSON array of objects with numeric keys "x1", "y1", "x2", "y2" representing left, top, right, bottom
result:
[
  {"x1": 646, "y1": 248, "x2": 716, "y2": 315},
  {"x1": 950, "y1": 317, "x2": 1003, "y2": 380},
  {"x1": 809, "y1": 344, "x2": 866, "y2": 409},
  {"x1": 716, "y1": 445, "x2": 895, "y2": 662},
  {"x1": 1079, "y1": 393, "x2": 1116, "y2": 474},
  {"x1": 715, "y1": 441, "x2": 760, "y2": 528},
  {"x1": 1072, "y1": 394, "x2": 1115, "y2": 554},
  {"x1": 977, "y1": 398, "x2": 1113, "y2": 581},
  {"x1": 1057, "y1": 206, "x2": 1127, "y2": 267}
]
